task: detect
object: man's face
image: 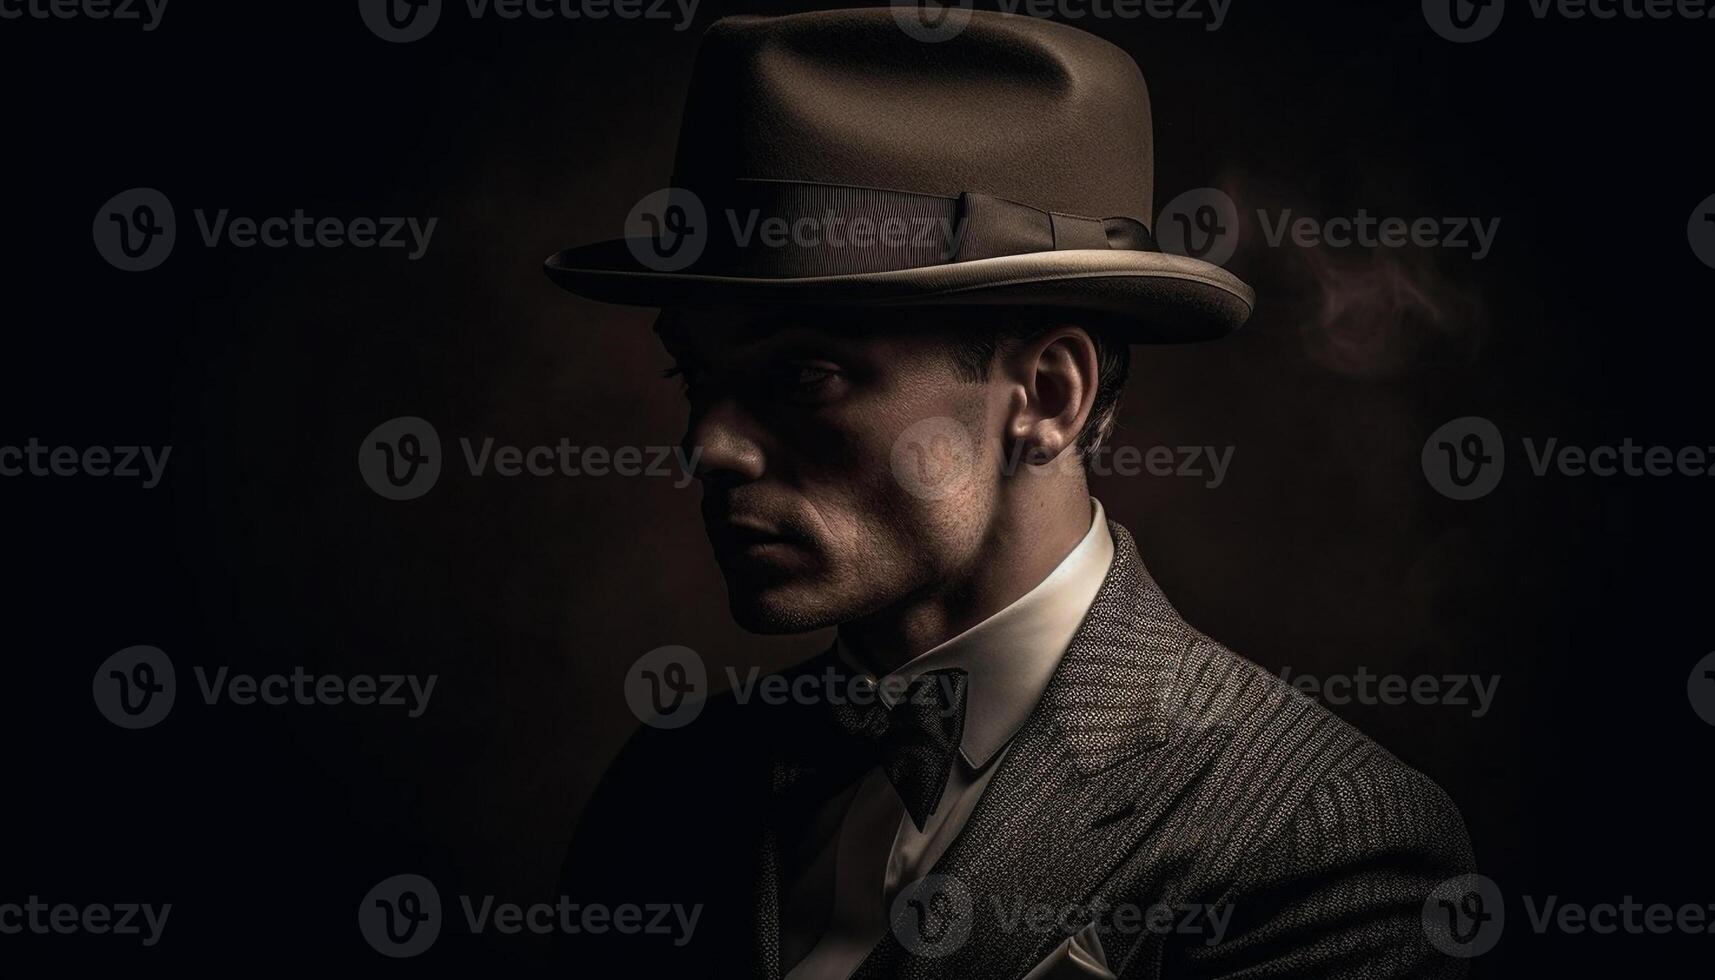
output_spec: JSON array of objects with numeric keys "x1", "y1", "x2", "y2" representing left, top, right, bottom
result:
[{"x1": 657, "y1": 308, "x2": 1008, "y2": 634}]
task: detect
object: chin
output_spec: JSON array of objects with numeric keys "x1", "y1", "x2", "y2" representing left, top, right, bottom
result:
[{"x1": 720, "y1": 566, "x2": 868, "y2": 635}]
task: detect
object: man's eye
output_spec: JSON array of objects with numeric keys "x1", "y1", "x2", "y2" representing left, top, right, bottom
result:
[
  {"x1": 791, "y1": 366, "x2": 837, "y2": 387},
  {"x1": 769, "y1": 363, "x2": 845, "y2": 402}
]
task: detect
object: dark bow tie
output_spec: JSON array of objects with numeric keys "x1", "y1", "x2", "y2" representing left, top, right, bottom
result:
[{"x1": 827, "y1": 667, "x2": 969, "y2": 831}]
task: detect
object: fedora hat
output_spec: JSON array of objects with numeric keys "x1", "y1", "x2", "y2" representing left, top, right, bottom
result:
[{"x1": 544, "y1": 8, "x2": 1254, "y2": 342}]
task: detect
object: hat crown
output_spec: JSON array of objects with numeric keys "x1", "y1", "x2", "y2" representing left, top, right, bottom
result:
[
  {"x1": 543, "y1": 8, "x2": 1253, "y2": 344},
  {"x1": 671, "y1": 9, "x2": 1155, "y2": 222}
]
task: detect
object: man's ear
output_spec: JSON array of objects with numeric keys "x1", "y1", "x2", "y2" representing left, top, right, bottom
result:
[{"x1": 999, "y1": 326, "x2": 1099, "y2": 468}]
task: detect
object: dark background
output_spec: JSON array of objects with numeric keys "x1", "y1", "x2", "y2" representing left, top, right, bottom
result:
[{"x1": 3, "y1": 0, "x2": 1711, "y2": 972}]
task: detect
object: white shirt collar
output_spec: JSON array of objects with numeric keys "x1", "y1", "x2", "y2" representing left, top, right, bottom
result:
[{"x1": 839, "y1": 498, "x2": 1115, "y2": 770}]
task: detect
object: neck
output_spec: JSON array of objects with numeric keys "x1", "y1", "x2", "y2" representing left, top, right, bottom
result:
[{"x1": 840, "y1": 481, "x2": 1094, "y2": 676}]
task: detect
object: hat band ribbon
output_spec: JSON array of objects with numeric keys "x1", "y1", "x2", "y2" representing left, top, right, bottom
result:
[{"x1": 664, "y1": 178, "x2": 1157, "y2": 277}]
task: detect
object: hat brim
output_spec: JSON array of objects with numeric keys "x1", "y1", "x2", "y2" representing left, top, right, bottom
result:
[{"x1": 543, "y1": 240, "x2": 1254, "y2": 343}]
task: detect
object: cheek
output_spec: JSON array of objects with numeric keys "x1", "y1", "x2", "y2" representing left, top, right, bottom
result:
[{"x1": 795, "y1": 383, "x2": 1000, "y2": 572}]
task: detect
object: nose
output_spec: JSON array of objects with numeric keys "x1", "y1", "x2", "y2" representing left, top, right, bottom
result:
[{"x1": 684, "y1": 395, "x2": 766, "y2": 485}]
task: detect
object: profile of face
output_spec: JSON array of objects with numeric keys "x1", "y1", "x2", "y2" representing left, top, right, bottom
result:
[{"x1": 656, "y1": 308, "x2": 1096, "y2": 635}]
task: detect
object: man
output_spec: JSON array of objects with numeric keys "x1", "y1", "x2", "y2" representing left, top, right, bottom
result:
[{"x1": 546, "y1": 9, "x2": 1473, "y2": 978}]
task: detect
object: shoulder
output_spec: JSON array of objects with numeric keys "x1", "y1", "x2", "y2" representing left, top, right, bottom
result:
[
  {"x1": 1147, "y1": 625, "x2": 1475, "y2": 911},
  {"x1": 1082, "y1": 523, "x2": 1469, "y2": 863},
  {"x1": 1134, "y1": 630, "x2": 1475, "y2": 976}
]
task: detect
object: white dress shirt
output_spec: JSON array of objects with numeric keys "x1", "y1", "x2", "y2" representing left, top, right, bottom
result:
[{"x1": 782, "y1": 499, "x2": 1117, "y2": 978}]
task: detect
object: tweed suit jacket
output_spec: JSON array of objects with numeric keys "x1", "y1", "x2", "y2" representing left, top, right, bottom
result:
[{"x1": 560, "y1": 522, "x2": 1474, "y2": 977}]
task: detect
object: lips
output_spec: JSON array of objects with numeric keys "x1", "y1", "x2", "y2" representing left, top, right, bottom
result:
[
  {"x1": 707, "y1": 518, "x2": 800, "y2": 550},
  {"x1": 703, "y1": 510, "x2": 816, "y2": 570}
]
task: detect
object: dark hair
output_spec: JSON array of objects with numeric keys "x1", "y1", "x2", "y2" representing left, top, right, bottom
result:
[{"x1": 944, "y1": 312, "x2": 1131, "y2": 467}]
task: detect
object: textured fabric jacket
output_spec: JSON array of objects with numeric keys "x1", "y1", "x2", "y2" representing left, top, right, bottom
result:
[{"x1": 561, "y1": 522, "x2": 1475, "y2": 977}]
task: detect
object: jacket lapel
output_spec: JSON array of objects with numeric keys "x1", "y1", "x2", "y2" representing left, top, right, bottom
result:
[
  {"x1": 754, "y1": 645, "x2": 859, "y2": 978},
  {"x1": 852, "y1": 522, "x2": 1231, "y2": 979},
  {"x1": 753, "y1": 816, "x2": 784, "y2": 978}
]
